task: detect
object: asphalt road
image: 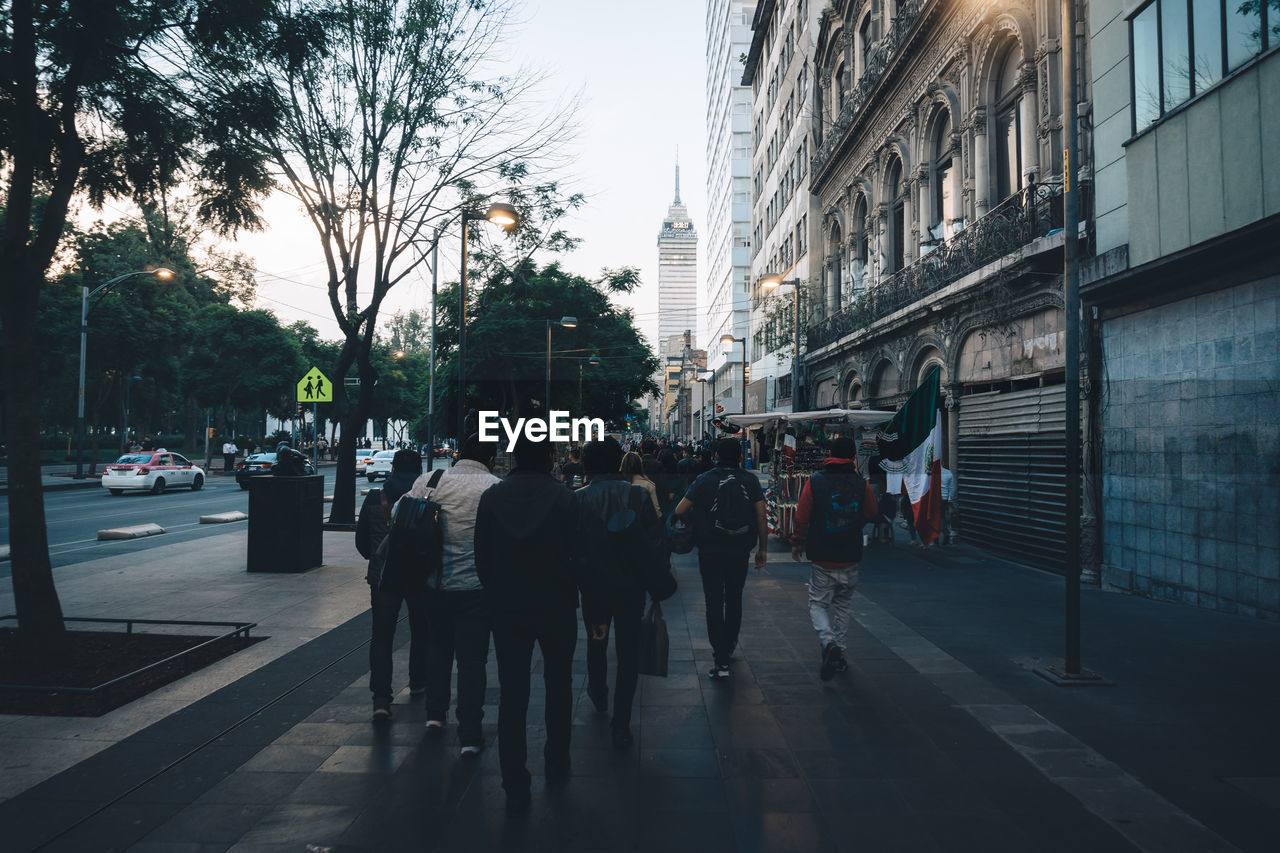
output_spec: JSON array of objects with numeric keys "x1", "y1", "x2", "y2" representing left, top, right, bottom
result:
[{"x1": 0, "y1": 470, "x2": 362, "y2": 579}]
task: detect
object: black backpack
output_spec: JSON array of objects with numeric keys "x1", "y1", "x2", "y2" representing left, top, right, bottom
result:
[
  {"x1": 708, "y1": 471, "x2": 755, "y2": 542},
  {"x1": 806, "y1": 469, "x2": 867, "y2": 563},
  {"x1": 382, "y1": 470, "x2": 444, "y2": 591}
]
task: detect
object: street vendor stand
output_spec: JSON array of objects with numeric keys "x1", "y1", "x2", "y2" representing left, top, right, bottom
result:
[{"x1": 723, "y1": 408, "x2": 896, "y2": 542}]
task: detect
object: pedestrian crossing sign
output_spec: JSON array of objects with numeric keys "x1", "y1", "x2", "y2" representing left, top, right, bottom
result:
[{"x1": 297, "y1": 367, "x2": 333, "y2": 403}]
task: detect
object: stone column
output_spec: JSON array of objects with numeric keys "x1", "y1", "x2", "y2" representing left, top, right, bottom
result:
[
  {"x1": 828, "y1": 252, "x2": 840, "y2": 316},
  {"x1": 1020, "y1": 65, "x2": 1039, "y2": 185},
  {"x1": 973, "y1": 107, "x2": 989, "y2": 217},
  {"x1": 916, "y1": 166, "x2": 931, "y2": 246}
]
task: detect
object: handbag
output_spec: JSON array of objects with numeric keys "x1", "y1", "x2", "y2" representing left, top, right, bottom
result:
[{"x1": 636, "y1": 598, "x2": 669, "y2": 678}]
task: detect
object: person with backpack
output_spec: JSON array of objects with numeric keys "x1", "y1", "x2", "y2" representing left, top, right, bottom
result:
[
  {"x1": 355, "y1": 449, "x2": 427, "y2": 721},
  {"x1": 404, "y1": 434, "x2": 500, "y2": 755},
  {"x1": 790, "y1": 436, "x2": 879, "y2": 681},
  {"x1": 577, "y1": 437, "x2": 665, "y2": 748},
  {"x1": 474, "y1": 433, "x2": 590, "y2": 812},
  {"x1": 673, "y1": 438, "x2": 768, "y2": 680}
]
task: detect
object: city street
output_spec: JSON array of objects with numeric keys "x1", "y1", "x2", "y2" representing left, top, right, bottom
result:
[{"x1": 0, "y1": 469, "x2": 349, "y2": 576}]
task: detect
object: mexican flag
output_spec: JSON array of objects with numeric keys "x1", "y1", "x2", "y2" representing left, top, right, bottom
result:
[{"x1": 878, "y1": 366, "x2": 944, "y2": 545}]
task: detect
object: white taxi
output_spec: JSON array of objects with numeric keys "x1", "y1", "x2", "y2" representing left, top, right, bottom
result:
[
  {"x1": 364, "y1": 450, "x2": 397, "y2": 482},
  {"x1": 101, "y1": 450, "x2": 205, "y2": 495}
]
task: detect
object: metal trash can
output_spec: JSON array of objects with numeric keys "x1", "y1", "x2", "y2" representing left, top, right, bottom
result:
[{"x1": 247, "y1": 474, "x2": 324, "y2": 572}]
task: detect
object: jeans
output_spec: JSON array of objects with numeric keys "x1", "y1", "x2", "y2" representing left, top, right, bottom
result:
[
  {"x1": 808, "y1": 564, "x2": 858, "y2": 651},
  {"x1": 492, "y1": 607, "x2": 578, "y2": 792},
  {"x1": 423, "y1": 588, "x2": 490, "y2": 746},
  {"x1": 368, "y1": 586, "x2": 428, "y2": 702},
  {"x1": 584, "y1": 590, "x2": 645, "y2": 732},
  {"x1": 223, "y1": 452, "x2": 235, "y2": 472},
  {"x1": 697, "y1": 550, "x2": 750, "y2": 667}
]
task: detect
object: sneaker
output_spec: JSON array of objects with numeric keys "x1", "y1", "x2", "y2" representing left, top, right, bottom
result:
[
  {"x1": 707, "y1": 665, "x2": 730, "y2": 680},
  {"x1": 834, "y1": 649, "x2": 849, "y2": 673},
  {"x1": 460, "y1": 742, "x2": 485, "y2": 757},
  {"x1": 425, "y1": 718, "x2": 445, "y2": 731},
  {"x1": 372, "y1": 698, "x2": 393, "y2": 721},
  {"x1": 819, "y1": 643, "x2": 838, "y2": 682}
]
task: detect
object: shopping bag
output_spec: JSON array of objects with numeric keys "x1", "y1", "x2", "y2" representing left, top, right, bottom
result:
[{"x1": 637, "y1": 599, "x2": 669, "y2": 677}]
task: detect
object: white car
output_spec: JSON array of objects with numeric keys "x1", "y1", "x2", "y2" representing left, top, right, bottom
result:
[
  {"x1": 101, "y1": 450, "x2": 205, "y2": 495},
  {"x1": 364, "y1": 450, "x2": 397, "y2": 482}
]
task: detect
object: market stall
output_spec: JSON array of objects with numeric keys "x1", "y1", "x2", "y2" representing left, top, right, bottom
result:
[{"x1": 724, "y1": 408, "x2": 895, "y2": 541}]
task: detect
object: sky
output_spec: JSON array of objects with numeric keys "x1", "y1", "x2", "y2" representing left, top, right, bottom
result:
[{"x1": 230, "y1": 0, "x2": 709, "y2": 354}]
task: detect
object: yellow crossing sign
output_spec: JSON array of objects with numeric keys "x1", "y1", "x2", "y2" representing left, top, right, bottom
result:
[{"x1": 297, "y1": 367, "x2": 333, "y2": 403}]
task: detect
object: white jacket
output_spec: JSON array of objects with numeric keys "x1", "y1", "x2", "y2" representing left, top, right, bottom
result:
[{"x1": 408, "y1": 459, "x2": 500, "y2": 591}]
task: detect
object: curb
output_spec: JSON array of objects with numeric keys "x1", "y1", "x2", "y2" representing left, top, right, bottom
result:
[
  {"x1": 199, "y1": 511, "x2": 248, "y2": 524},
  {"x1": 97, "y1": 523, "x2": 166, "y2": 541},
  {"x1": 0, "y1": 479, "x2": 102, "y2": 497}
]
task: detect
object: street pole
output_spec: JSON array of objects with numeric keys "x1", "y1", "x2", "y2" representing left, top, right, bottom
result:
[
  {"x1": 1062, "y1": 0, "x2": 1085, "y2": 677},
  {"x1": 792, "y1": 285, "x2": 801, "y2": 413},
  {"x1": 75, "y1": 286, "x2": 89, "y2": 478},
  {"x1": 121, "y1": 374, "x2": 131, "y2": 454},
  {"x1": 427, "y1": 228, "x2": 438, "y2": 471},
  {"x1": 458, "y1": 214, "x2": 471, "y2": 445},
  {"x1": 313, "y1": 402, "x2": 319, "y2": 470},
  {"x1": 545, "y1": 320, "x2": 553, "y2": 415}
]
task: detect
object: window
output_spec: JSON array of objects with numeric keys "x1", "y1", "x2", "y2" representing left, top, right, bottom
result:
[
  {"x1": 886, "y1": 159, "x2": 905, "y2": 273},
  {"x1": 994, "y1": 48, "x2": 1023, "y2": 202},
  {"x1": 931, "y1": 112, "x2": 954, "y2": 239},
  {"x1": 1130, "y1": 0, "x2": 1271, "y2": 134}
]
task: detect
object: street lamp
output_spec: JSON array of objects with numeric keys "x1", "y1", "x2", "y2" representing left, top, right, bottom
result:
[
  {"x1": 458, "y1": 203, "x2": 521, "y2": 443},
  {"x1": 762, "y1": 275, "x2": 802, "y2": 413},
  {"x1": 545, "y1": 316, "x2": 578, "y2": 413},
  {"x1": 76, "y1": 267, "x2": 174, "y2": 478},
  {"x1": 578, "y1": 355, "x2": 600, "y2": 412},
  {"x1": 719, "y1": 334, "x2": 748, "y2": 416}
]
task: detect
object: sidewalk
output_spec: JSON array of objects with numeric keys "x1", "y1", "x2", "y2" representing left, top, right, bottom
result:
[{"x1": 1, "y1": 526, "x2": 1277, "y2": 851}]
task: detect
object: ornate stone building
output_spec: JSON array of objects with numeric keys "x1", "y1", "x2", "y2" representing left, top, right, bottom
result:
[{"x1": 802, "y1": 0, "x2": 1091, "y2": 572}]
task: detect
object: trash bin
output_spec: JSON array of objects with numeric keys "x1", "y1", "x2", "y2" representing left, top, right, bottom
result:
[{"x1": 247, "y1": 474, "x2": 324, "y2": 572}]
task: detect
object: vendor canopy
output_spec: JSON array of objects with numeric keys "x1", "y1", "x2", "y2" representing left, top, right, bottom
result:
[{"x1": 722, "y1": 408, "x2": 897, "y2": 430}]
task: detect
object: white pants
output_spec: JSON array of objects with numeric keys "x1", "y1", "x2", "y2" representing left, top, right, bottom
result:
[{"x1": 808, "y1": 564, "x2": 858, "y2": 651}]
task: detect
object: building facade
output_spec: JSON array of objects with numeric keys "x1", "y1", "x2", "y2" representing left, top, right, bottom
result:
[
  {"x1": 704, "y1": 0, "x2": 757, "y2": 422},
  {"x1": 1083, "y1": 0, "x2": 1279, "y2": 617},
  {"x1": 802, "y1": 0, "x2": 1087, "y2": 573},
  {"x1": 657, "y1": 163, "x2": 699, "y2": 346},
  {"x1": 743, "y1": 0, "x2": 824, "y2": 412}
]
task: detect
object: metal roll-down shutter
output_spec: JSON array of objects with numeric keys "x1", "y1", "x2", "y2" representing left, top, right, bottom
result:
[{"x1": 956, "y1": 384, "x2": 1067, "y2": 574}]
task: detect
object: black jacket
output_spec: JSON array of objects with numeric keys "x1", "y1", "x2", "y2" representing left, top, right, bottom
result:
[
  {"x1": 575, "y1": 474, "x2": 663, "y2": 620},
  {"x1": 474, "y1": 468, "x2": 586, "y2": 614}
]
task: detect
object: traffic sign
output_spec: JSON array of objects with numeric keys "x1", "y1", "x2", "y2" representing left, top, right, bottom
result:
[{"x1": 297, "y1": 367, "x2": 333, "y2": 402}]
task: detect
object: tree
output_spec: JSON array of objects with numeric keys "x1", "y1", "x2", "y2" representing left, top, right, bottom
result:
[
  {"x1": 431, "y1": 259, "x2": 659, "y2": 431},
  {"x1": 3, "y1": 0, "x2": 279, "y2": 649},
  {"x1": 233, "y1": 0, "x2": 577, "y2": 525}
]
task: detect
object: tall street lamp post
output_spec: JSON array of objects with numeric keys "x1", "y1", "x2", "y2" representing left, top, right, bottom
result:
[
  {"x1": 544, "y1": 316, "x2": 578, "y2": 413},
  {"x1": 458, "y1": 203, "x2": 519, "y2": 443},
  {"x1": 76, "y1": 268, "x2": 174, "y2": 479},
  {"x1": 762, "y1": 275, "x2": 801, "y2": 413}
]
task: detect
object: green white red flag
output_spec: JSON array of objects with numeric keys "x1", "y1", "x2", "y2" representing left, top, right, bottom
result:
[{"x1": 877, "y1": 366, "x2": 944, "y2": 545}]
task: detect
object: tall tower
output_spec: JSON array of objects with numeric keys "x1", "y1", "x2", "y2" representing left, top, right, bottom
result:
[
  {"x1": 657, "y1": 156, "x2": 698, "y2": 345},
  {"x1": 705, "y1": 0, "x2": 756, "y2": 411}
]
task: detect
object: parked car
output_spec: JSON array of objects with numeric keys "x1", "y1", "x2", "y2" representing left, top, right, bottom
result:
[
  {"x1": 356, "y1": 449, "x2": 377, "y2": 474},
  {"x1": 364, "y1": 450, "x2": 397, "y2": 482},
  {"x1": 101, "y1": 450, "x2": 204, "y2": 495},
  {"x1": 234, "y1": 452, "x2": 317, "y2": 489}
]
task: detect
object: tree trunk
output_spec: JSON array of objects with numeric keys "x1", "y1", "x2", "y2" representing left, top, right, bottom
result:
[
  {"x1": 327, "y1": 339, "x2": 377, "y2": 526},
  {"x1": 2, "y1": 272, "x2": 66, "y2": 646}
]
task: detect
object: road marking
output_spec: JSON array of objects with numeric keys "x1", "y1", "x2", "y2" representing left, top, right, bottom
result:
[{"x1": 851, "y1": 593, "x2": 1241, "y2": 853}]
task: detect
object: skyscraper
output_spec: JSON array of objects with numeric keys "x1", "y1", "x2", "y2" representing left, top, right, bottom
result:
[
  {"x1": 657, "y1": 159, "x2": 698, "y2": 344},
  {"x1": 705, "y1": 0, "x2": 755, "y2": 415}
]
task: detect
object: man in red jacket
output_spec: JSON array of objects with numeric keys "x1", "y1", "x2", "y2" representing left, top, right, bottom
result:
[{"x1": 791, "y1": 437, "x2": 879, "y2": 681}]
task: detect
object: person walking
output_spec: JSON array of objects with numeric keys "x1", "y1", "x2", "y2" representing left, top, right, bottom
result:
[
  {"x1": 355, "y1": 449, "x2": 427, "y2": 720},
  {"x1": 474, "y1": 434, "x2": 590, "y2": 812},
  {"x1": 578, "y1": 438, "x2": 662, "y2": 748},
  {"x1": 560, "y1": 447, "x2": 585, "y2": 487},
  {"x1": 673, "y1": 438, "x2": 768, "y2": 680},
  {"x1": 790, "y1": 437, "x2": 878, "y2": 680},
  {"x1": 406, "y1": 434, "x2": 500, "y2": 755},
  {"x1": 221, "y1": 438, "x2": 237, "y2": 472},
  {"x1": 621, "y1": 451, "x2": 661, "y2": 518}
]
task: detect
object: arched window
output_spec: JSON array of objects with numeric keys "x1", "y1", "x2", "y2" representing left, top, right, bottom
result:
[
  {"x1": 828, "y1": 221, "x2": 844, "y2": 310},
  {"x1": 851, "y1": 195, "x2": 869, "y2": 291},
  {"x1": 885, "y1": 158, "x2": 905, "y2": 273},
  {"x1": 930, "y1": 111, "x2": 953, "y2": 241},
  {"x1": 835, "y1": 62, "x2": 847, "y2": 108},
  {"x1": 994, "y1": 47, "x2": 1023, "y2": 201},
  {"x1": 856, "y1": 14, "x2": 872, "y2": 81}
]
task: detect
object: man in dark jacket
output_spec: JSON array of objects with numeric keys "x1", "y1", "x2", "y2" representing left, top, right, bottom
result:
[
  {"x1": 673, "y1": 438, "x2": 768, "y2": 680},
  {"x1": 575, "y1": 436, "x2": 663, "y2": 750},
  {"x1": 355, "y1": 449, "x2": 426, "y2": 720},
  {"x1": 790, "y1": 436, "x2": 879, "y2": 681},
  {"x1": 474, "y1": 434, "x2": 592, "y2": 812},
  {"x1": 640, "y1": 438, "x2": 671, "y2": 506}
]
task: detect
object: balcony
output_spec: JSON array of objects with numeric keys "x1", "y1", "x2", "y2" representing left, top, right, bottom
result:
[
  {"x1": 806, "y1": 181, "x2": 1067, "y2": 352},
  {"x1": 812, "y1": 0, "x2": 925, "y2": 179}
]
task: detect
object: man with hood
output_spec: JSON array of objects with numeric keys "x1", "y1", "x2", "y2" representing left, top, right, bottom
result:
[
  {"x1": 406, "y1": 434, "x2": 501, "y2": 755},
  {"x1": 355, "y1": 449, "x2": 426, "y2": 720},
  {"x1": 790, "y1": 436, "x2": 878, "y2": 681},
  {"x1": 474, "y1": 433, "x2": 590, "y2": 812}
]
